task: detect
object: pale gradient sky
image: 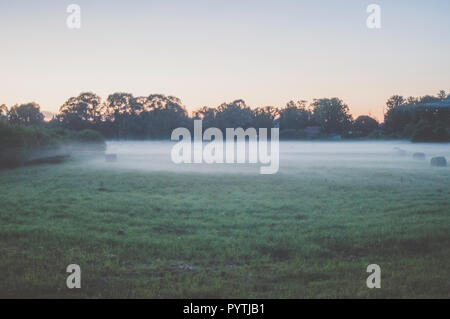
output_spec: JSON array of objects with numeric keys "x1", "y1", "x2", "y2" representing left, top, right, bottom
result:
[{"x1": 1, "y1": 0, "x2": 450, "y2": 121}]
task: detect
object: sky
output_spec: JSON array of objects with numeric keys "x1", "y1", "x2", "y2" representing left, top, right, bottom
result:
[{"x1": 1, "y1": 0, "x2": 450, "y2": 121}]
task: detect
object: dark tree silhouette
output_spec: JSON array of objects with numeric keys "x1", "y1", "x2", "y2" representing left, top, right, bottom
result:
[
  {"x1": 353, "y1": 115, "x2": 379, "y2": 137},
  {"x1": 193, "y1": 106, "x2": 217, "y2": 129},
  {"x1": 278, "y1": 100, "x2": 311, "y2": 130},
  {"x1": 386, "y1": 95, "x2": 405, "y2": 110},
  {"x1": 252, "y1": 106, "x2": 277, "y2": 130},
  {"x1": 311, "y1": 98, "x2": 352, "y2": 134},
  {"x1": 383, "y1": 90, "x2": 450, "y2": 140},
  {"x1": 8, "y1": 103, "x2": 44, "y2": 125},
  {"x1": 4, "y1": 90, "x2": 447, "y2": 142},
  {"x1": 213, "y1": 100, "x2": 254, "y2": 132},
  {"x1": 105, "y1": 93, "x2": 141, "y2": 118},
  {"x1": 58, "y1": 92, "x2": 103, "y2": 130}
]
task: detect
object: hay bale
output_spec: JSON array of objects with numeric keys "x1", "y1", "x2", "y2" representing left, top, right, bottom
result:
[
  {"x1": 430, "y1": 156, "x2": 447, "y2": 167},
  {"x1": 393, "y1": 147, "x2": 407, "y2": 156},
  {"x1": 412, "y1": 152, "x2": 426, "y2": 160},
  {"x1": 105, "y1": 153, "x2": 117, "y2": 162}
]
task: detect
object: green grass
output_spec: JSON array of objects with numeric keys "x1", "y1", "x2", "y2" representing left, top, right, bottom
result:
[{"x1": 0, "y1": 156, "x2": 449, "y2": 298}]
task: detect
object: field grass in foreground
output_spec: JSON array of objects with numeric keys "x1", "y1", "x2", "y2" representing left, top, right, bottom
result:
[{"x1": 0, "y1": 153, "x2": 449, "y2": 298}]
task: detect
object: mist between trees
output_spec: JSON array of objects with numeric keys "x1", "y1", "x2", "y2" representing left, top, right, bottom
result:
[{"x1": 1, "y1": 90, "x2": 449, "y2": 143}]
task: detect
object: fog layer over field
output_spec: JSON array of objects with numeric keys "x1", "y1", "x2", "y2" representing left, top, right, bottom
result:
[{"x1": 87, "y1": 141, "x2": 450, "y2": 174}]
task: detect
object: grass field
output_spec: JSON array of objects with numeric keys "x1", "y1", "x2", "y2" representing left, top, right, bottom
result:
[{"x1": 0, "y1": 141, "x2": 449, "y2": 298}]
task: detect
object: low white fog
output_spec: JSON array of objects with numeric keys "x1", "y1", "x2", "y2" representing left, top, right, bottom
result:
[{"x1": 83, "y1": 141, "x2": 450, "y2": 175}]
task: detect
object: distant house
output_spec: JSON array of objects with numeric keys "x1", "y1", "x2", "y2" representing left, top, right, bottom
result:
[
  {"x1": 422, "y1": 97, "x2": 450, "y2": 108},
  {"x1": 305, "y1": 126, "x2": 321, "y2": 137}
]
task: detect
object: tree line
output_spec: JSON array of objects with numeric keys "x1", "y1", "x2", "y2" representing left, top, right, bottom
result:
[
  {"x1": 1, "y1": 90, "x2": 449, "y2": 141},
  {"x1": 383, "y1": 91, "x2": 450, "y2": 142}
]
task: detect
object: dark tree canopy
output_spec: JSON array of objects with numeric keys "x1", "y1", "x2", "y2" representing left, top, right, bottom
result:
[
  {"x1": 252, "y1": 106, "x2": 278, "y2": 130},
  {"x1": 279, "y1": 100, "x2": 311, "y2": 130},
  {"x1": 214, "y1": 100, "x2": 254, "y2": 131},
  {"x1": 4, "y1": 90, "x2": 449, "y2": 142},
  {"x1": 353, "y1": 115, "x2": 379, "y2": 137},
  {"x1": 8, "y1": 103, "x2": 44, "y2": 125},
  {"x1": 311, "y1": 98, "x2": 353, "y2": 134},
  {"x1": 105, "y1": 93, "x2": 140, "y2": 118},
  {"x1": 383, "y1": 90, "x2": 450, "y2": 141},
  {"x1": 386, "y1": 95, "x2": 405, "y2": 111},
  {"x1": 58, "y1": 92, "x2": 104, "y2": 130},
  {"x1": 437, "y1": 90, "x2": 447, "y2": 100}
]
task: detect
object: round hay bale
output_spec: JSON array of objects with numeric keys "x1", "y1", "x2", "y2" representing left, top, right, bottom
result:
[
  {"x1": 430, "y1": 156, "x2": 447, "y2": 167},
  {"x1": 105, "y1": 153, "x2": 117, "y2": 162},
  {"x1": 412, "y1": 152, "x2": 426, "y2": 160}
]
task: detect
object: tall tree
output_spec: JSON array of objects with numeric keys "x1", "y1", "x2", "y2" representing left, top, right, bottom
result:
[
  {"x1": 141, "y1": 94, "x2": 190, "y2": 138},
  {"x1": 105, "y1": 93, "x2": 140, "y2": 118},
  {"x1": 8, "y1": 103, "x2": 44, "y2": 125},
  {"x1": 278, "y1": 100, "x2": 311, "y2": 130},
  {"x1": 311, "y1": 98, "x2": 352, "y2": 134},
  {"x1": 58, "y1": 92, "x2": 104, "y2": 130},
  {"x1": 386, "y1": 95, "x2": 405, "y2": 110},
  {"x1": 193, "y1": 106, "x2": 217, "y2": 129},
  {"x1": 353, "y1": 115, "x2": 379, "y2": 137},
  {"x1": 143, "y1": 94, "x2": 185, "y2": 112},
  {"x1": 252, "y1": 106, "x2": 278, "y2": 130},
  {"x1": 437, "y1": 90, "x2": 447, "y2": 100},
  {"x1": 214, "y1": 100, "x2": 254, "y2": 132}
]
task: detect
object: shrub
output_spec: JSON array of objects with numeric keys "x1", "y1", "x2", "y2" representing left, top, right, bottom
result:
[
  {"x1": 433, "y1": 126, "x2": 449, "y2": 142},
  {"x1": 352, "y1": 116, "x2": 379, "y2": 137},
  {"x1": 75, "y1": 129, "x2": 105, "y2": 143},
  {"x1": 0, "y1": 121, "x2": 106, "y2": 168},
  {"x1": 73, "y1": 129, "x2": 106, "y2": 151},
  {"x1": 411, "y1": 120, "x2": 450, "y2": 142},
  {"x1": 0, "y1": 120, "x2": 46, "y2": 167}
]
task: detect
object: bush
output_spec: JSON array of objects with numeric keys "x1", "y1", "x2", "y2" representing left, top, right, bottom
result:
[
  {"x1": 0, "y1": 120, "x2": 50, "y2": 167},
  {"x1": 352, "y1": 116, "x2": 379, "y2": 137},
  {"x1": 73, "y1": 129, "x2": 106, "y2": 151},
  {"x1": 411, "y1": 120, "x2": 450, "y2": 142},
  {"x1": 433, "y1": 126, "x2": 449, "y2": 142},
  {"x1": 75, "y1": 129, "x2": 105, "y2": 143},
  {"x1": 0, "y1": 121, "x2": 106, "y2": 168}
]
